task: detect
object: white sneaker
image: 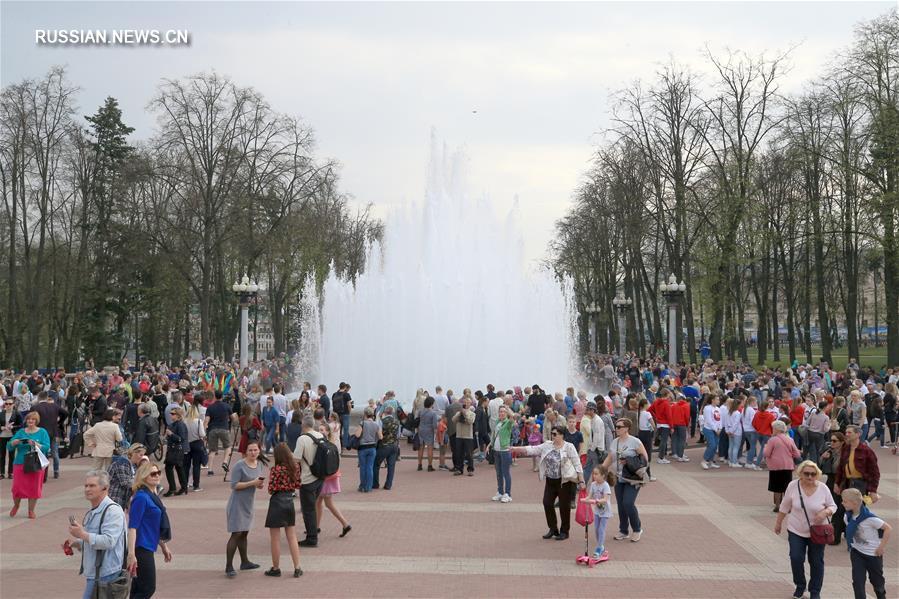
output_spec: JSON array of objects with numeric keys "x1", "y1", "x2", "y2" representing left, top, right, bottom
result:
[
  {"x1": 649, "y1": 476, "x2": 658, "y2": 481},
  {"x1": 701, "y1": 461, "x2": 710, "y2": 470},
  {"x1": 710, "y1": 462, "x2": 720, "y2": 469},
  {"x1": 681, "y1": 457, "x2": 690, "y2": 462},
  {"x1": 492, "y1": 493, "x2": 503, "y2": 502},
  {"x1": 657, "y1": 458, "x2": 671, "y2": 464},
  {"x1": 613, "y1": 532, "x2": 629, "y2": 541},
  {"x1": 500, "y1": 494, "x2": 512, "y2": 503},
  {"x1": 630, "y1": 530, "x2": 642, "y2": 542},
  {"x1": 732, "y1": 462, "x2": 743, "y2": 468}
]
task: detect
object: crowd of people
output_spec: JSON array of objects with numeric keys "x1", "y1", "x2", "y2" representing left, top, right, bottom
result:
[{"x1": 1, "y1": 352, "x2": 896, "y2": 598}]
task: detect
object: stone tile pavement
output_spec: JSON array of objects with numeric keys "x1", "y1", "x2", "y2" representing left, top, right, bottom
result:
[{"x1": 1, "y1": 443, "x2": 896, "y2": 598}]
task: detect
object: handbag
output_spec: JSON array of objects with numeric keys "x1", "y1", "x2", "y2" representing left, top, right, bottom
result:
[
  {"x1": 164, "y1": 440, "x2": 184, "y2": 465},
  {"x1": 798, "y1": 484, "x2": 835, "y2": 545},
  {"x1": 486, "y1": 447, "x2": 495, "y2": 465},
  {"x1": 345, "y1": 431, "x2": 360, "y2": 451},
  {"x1": 23, "y1": 447, "x2": 42, "y2": 473}
]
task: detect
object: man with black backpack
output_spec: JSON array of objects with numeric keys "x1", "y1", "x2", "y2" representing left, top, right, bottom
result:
[
  {"x1": 292, "y1": 416, "x2": 336, "y2": 547},
  {"x1": 332, "y1": 383, "x2": 352, "y2": 451}
]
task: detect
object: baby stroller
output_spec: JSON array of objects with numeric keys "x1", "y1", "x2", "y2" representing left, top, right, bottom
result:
[{"x1": 574, "y1": 488, "x2": 608, "y2": 567}]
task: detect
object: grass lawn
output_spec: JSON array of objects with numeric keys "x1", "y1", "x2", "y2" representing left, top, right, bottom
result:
[{"x1": 742, "y1": 346, "x2": 889, "y2": 370}]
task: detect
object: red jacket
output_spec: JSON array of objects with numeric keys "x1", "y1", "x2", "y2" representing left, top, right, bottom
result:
[
  {"x1": 835, "y1": 442, "x2": 880, "y2": 493},
  {"x1": 789, "y1": 404, "x2": 805, "y2": 428},
  {"x1": 670, "y1": 401, "x2": 691, "y2": 427},
  {"x1": 753, "y1": 410, "x2": 775, "y2": 436},
  {"x1": 648, "y1": 398, "x2": 671, "y2": 426}
]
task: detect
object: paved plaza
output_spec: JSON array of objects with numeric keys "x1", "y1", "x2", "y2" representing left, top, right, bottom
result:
[{"x1": 1, "y1": 444, "x2": 896, "y2": 598}]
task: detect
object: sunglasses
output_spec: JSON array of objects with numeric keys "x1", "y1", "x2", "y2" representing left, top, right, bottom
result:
[
  {"x1": 551, "y1": 431, "x2": 559, "y2": 436},
  {"x1": 801, "y1": 471, "x2": 816, "y2": 477},
  {"x1": 830, "y1": 438, "x2": 840, "y2": 442},
  {"x1": 148, "y1": 471, "x2": 161, "y2": 476}
]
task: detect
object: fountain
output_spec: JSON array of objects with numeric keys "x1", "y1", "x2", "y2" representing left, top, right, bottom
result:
[{"x1": 306, "y1": 135, "x2": 574, "y2": 407}]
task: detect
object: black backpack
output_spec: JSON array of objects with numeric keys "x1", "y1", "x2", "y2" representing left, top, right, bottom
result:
[
  {"x1": 302, "y1": 433, "x2": 340, "y2": 478},
  {"x1": 332, "y1": 392, "x2": 345, "y2": 415}
]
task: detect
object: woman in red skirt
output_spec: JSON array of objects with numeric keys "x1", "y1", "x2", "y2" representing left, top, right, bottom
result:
[{"x1": 9, "y1": 411, "x2": 51, "y2": 519}]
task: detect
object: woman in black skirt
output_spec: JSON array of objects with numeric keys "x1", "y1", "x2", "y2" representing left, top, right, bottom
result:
[
  {"x1": 763, "y1": 420, "x2": 801, "y2": 512},
  {"x1": 265, "y1": 443, "x2": 302, "y2": 577}
]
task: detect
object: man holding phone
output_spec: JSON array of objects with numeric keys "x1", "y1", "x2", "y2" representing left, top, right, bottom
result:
[{"x1": 64, "y1": 470, "x2": 127, "y2": 599}]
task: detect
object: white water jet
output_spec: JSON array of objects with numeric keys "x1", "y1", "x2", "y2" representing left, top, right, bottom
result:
[{"x1": 311, "y1": 135, "x2": 574, "y2": 406}]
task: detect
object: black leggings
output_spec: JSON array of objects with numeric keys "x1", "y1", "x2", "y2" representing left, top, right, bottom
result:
[
  {"x1": 637, "y1": 430, "x2": 653, "y2": 477},
  {"x1": 542, "y1": 478, "x2": 575, "y2": 534},
  {"x1": 130, "y1": 547, "x2": 156, "y2": 599},
  {"x1": 226, "y1": 531, "x2": 250, "y2": 570},
  {"x1": 0, "y1": 437, "x2": 12, "y2": 476},
  {"x1": 186, "y1": 441, "x2": 205, "y2": 489}
]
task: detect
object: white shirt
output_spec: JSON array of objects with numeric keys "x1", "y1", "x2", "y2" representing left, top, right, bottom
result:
[
  {"x1": 743, "y1": 406, "x2": 757, "y2": 433},
  {"x1": 844, "y1": 514, "x2": 886, "y2": 556},
  {"x1": 434, "y1": 394, "x2": 449, "y2": 416},
  {"x1": 272, "y1": 393, "x2": 287, "y2": 418},
  {"x1": 487, "y1": 397, "x2": 503, "y2": 427},
  {"x1": 586, "y1": 414, "x2": 606, "y2": 452},
  {"x1": 703, "y1": 405, "x2": 723, "y2": 433}
]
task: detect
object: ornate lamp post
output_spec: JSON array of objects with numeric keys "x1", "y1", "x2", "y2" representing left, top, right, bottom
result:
[
  {"x1": 612, "y1": 296, "x2": 633, "y2": 357},
  {"x1": 659, "y1": 274, "x2": 686, "y2": 365},
  {"x1": 585, "y1": 301, "x2": 600, "y2": 353},
  {"x1": 232, "y1": 274, "x2": 259, "y2": 369}
]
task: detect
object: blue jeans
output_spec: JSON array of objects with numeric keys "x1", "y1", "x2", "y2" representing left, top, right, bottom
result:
[
  {"x1": 358, "y1": 446, "x2": 376, "y2": 491},
  {"x1": 756, "y1": 434, "x2": 770, "y2": 466},
  {"x1": 702, "y1": 428, "x2": 718, "y2": 462},
  {"x1": 264, "y1": 426, "x2": 277, "y2": 453},
  {"x1": 728, "y1": 434, "x2": 742, "y2": 464},
  {"x1": 869, "y1": 418, "x2": 885, "y2": 447},
  {"x1": 82, "y1": 573, "x2": 120, "y2": 599},
  {"x1": 788, "y1": 531, "x2": 825, "y2": 597},
  {"x1": 614, "y1": 481, "x2": 641, "y2": 535},
  {"x1": 593, "y1": 514, "x2": 610, "y2": 554},
  {"x1": 340, "y1": 413, "x2": 351, "y2": 449},
  {"x1": 493, "y1": 450, "x2": 511, "y2": 495},
  {"x1": 672, "y1": 425, "x2": 687, "y2": 458},
  {"x1": 69, "y1": 418, "x2": 81, "y2": 446},
  {"x1": 50, "y1": 438, "x2": 59, "y2": 475},
  {"x1": 746, "y1": 431, "x2": 759, "y2": 464},
  {"x1": 373, "y1": 443, "x2": 399, "y2": 489},
  {"x1": 278, "y1": 416, "x2": 287, "y2": 443}
]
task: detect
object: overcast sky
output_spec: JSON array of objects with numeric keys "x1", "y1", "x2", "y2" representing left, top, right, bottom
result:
[{"x1": 2, "y1": 1, "x2": 892, "y2": 262}]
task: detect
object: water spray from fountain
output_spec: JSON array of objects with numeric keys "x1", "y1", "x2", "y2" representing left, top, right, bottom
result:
[{"x1": 302, "y1": 133, "x2": 575, "y2": 407}]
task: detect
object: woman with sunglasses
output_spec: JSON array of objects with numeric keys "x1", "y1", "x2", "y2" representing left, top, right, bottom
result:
[
  {"x1": 127, "y1": 462, "x2": 173, "y2": 598},
  {"x1": 774, "y1": 460, "x2": 836, "y2": 599},
  {"x1": 0, "y1": 397, "x2": 22, "y2": 479},
  {"x1": 602, "y1": 418, "x2": 649, "y2": 542},
  {"x1": 511, "y1": 424, "x2": 584, "y2": 540}
]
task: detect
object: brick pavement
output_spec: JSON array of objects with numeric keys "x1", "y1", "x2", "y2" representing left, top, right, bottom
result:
[{"x1": 1, "y1": 444, "x2": 896, "y2": 598}]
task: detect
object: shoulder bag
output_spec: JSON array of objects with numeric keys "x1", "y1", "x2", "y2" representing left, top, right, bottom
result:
[
  {"x1": 798, "y1": 484, "x2": 834, "y2": 545},
  {"x1": 86, "y1": 504, "x2": 131, "y2": 599},
  {"x1": 561, "y1": 449, "x2": 579, "y2": 483}
]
